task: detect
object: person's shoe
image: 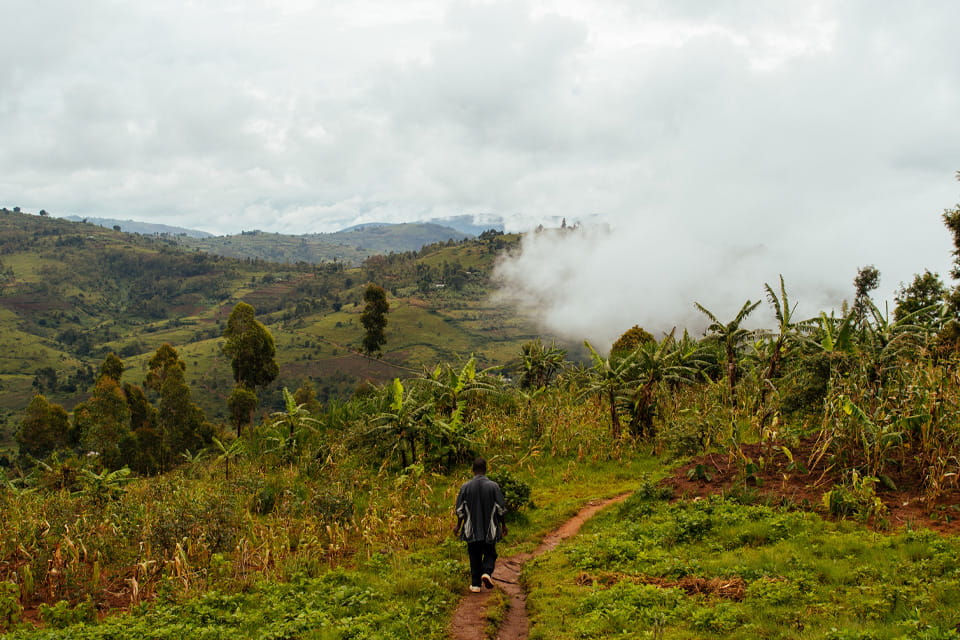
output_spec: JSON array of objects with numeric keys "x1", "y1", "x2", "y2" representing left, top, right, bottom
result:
[
  {"x1": 469, "y1": 585, "x2": 482, "y2": 593},
  {"x1": 481, "y1": 574, "x2": 494, "y2": 589}
]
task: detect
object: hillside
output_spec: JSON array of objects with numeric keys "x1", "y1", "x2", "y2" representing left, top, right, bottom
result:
[
  {"x1": 0, "y1": 210, "x2": 549, "y2": 444},
  {"x1": 169, "y1": 222, "x2": 474, "y2": 265},
  {"x1": 60, "y1": 216, "x2": 215, "y2": 238}
]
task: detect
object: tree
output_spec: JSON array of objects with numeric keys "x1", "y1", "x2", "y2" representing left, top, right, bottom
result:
[
  {"x1": 894, "y1": 270, "x2": 947, "y2": 325},
  {"x1": 622, "y1": 332, "x2": 702, "y2": 438},
  {"x1": 755, "y1": 276, "x2": 804, "y2": 414},
  {"x1": 941, "y1": 171, "x2": 960, "y2": 282},
  {"x1": 580, "y1": 341, "x2": 637, "y2": 438},
  {"x1": 32, "y1": 367, "x2": 58, "y2": 394},
  {"x1": 83, "y1": 376, "x2": 132, "y2": 469},
  {"x1": 222, "y1": 302, "x2": 279, "y2": 390},
  {"x1": 212, "y1": 437, "x2": 246, "y2": 481},
  {"x1": 99, "y1": 352, "x2": 125, "y2": 383},
  {"x1": 266, "y1": 388, "x2": 322, "y2": 465},
  {"x1": 228, "y1": 386, "x2": 259, "y2": 436},
  {"x1": 293, "y1": 381, "x2": 322, "y2": 416},
  {"x1": 123, "y1": 382, "x2": 161, "y2": 475},
  {"x1": 420, "y1": 355, "x2": 502, "y2": 418},
  {"x1": 610, "y1": 326, "x2": 655, "y2": 360},
  {"x1": 853, "y1": 265, "x2": 880, "y2": 326},
  {"x1": 223, "y1": 302, "x2": 279, "y2": 434},
  {"x1": 144, "y1": 343, "x2": 210, "y2": 469},
  {"x1": 16, "y1": 394, "x2": 70, "y2": 459},
  {"x1": 360, "y1": 284, "x2": 389, "y2": 356},
  {"x1": 366, "y1": 378, "x2": 432, "y2": 467},
  {"x1": 144, "y1": 343, "x2": 185, "y2": 393},
  {"x1": 157, "y1": 364, "x2": 209, "y2": 466}
]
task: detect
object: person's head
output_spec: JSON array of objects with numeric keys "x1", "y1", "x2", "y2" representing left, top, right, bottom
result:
[{"x1": 472, "y1": 457, "x2": 487, "y2": 475}]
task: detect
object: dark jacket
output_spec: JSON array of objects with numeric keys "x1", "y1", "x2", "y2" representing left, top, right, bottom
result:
[{"x1": 455, "y1": 474, "x2": 507, "y2": 543}]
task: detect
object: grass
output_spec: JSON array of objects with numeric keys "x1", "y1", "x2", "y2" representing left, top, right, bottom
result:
[
  {"x1": 0, "y1": 448, "x2": 659, "y2": 639},
  {"x1": 523, "y1": 491, "x2": 960, "y2": 639}
]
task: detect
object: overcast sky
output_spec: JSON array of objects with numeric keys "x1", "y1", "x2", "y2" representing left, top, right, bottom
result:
[{"x1": 3, "y1": 1, "x2": 960, "y2": 342}]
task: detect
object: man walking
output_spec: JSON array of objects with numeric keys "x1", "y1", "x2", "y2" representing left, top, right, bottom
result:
[{"x1": 454, "y1": 457, "x2": 507, "y2": 592}]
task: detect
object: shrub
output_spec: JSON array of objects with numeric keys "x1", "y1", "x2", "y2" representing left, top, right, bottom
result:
[
  {"x1": 0, "y1": 582, "x2": 22, "y2": 631},
  {"x1": 488, "y1": 470, "x2": 533, "y2": 516},
  {"x1": 38, "y1": 598, "x2": 97, "y2": 629},
  {"x1": 310, "y1": 490, "x2": 354, "y2": 523},
  {"x1": 822, "y1": 472, "x2": 888, "y2": 524},
  {"x1": 251, "y1": 484, "x2": 282, "y2": 516}
]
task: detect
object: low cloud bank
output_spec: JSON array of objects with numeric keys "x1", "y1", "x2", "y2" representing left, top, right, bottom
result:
[{"x1": 493, "y1": 218, "x2": 954, "y2": 352}]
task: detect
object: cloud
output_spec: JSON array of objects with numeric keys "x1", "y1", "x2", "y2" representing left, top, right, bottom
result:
[{"x1": 0, "y1": 0, "x2": 958, "y2": 332}]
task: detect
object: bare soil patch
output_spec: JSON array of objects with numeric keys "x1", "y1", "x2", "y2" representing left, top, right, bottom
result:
[
  {"x1": 575, "y1": 572, "x2": 748, "y2": 601},
  {"x1": 662, "y1": 438, "x2": 960, "y2": 534}
]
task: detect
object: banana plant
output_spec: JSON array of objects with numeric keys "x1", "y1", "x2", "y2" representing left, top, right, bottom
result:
[
  {"x1": 579, "y1": 341, "x2": 638, "y2": 438},
  {"x1": 265, "y1": 387, "x2": 322, "y2": 466},
  {"x1": 695, "y1": 299, "x2": 761, "y2": 405},
  {"x1": 367, "y1": 378, "x2": 434, "y2": 468},
  {"x1": 212, "y1": 437, "x2": 246, "y2": 481},
  {"x1": 419, "y1": 355, "x2": 502, "y2": 419},
  {"x1": 621, "y1": 331, "x2": 702, "y2": 438}
]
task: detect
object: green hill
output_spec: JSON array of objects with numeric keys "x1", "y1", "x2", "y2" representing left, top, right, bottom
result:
[
  {"x1": 0, "y1": 210, "x2": 548, "y2": 443},
  {"x1": 169, "y1": 222, "x2": 473, "y2": 265}
]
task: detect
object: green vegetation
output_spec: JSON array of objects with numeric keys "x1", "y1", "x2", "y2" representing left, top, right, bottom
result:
[
  {"x1": 3, "y1": 180, "x2": 960, "y2": 638},
  {"x1": 170, "y1": 222, "x2": 472, "y2": 265},
  {"x1": 0, "y1": 211, "x2": 532, "y2": 440},
  {"x1": 527, "y1": 491, "x2": 960, "y2": 639},
  {"x1": 360, "y1": 284, "x2": 390, "y2": 356}
]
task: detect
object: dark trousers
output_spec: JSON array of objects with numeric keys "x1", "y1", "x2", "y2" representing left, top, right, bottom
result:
[{"x1": 466, "y1": 541, "x2": 497, "y2": 587}]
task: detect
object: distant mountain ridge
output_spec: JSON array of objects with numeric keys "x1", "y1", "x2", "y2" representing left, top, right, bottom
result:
[
  {"x1": 172, "y1": 221, "x2": 474, "y2": 265},
  {"x1": 56, "y1": 214, "x2": 506, "y2": 261},
  {"x1": 61, "y1": 213, "x2": 505, "y2": 240},
  {"x1": 61, "y1": 216, "x2": 214, "y2": 238}
]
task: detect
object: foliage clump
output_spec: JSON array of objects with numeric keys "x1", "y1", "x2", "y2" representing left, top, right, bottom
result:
[{"x1": 488, "y1": 470, "x2": 533, "y2": 516}]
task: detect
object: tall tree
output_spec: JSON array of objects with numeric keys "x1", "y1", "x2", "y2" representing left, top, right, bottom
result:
[
  {"x1": 99, "y1": 352, "x2": 125, "y2": 383},
  {"x1": 360, "y1": 284, "x2": 390, "y2": 356},
  {"x1": 83, "y1": 376, "x2": 132, "y2": 469},
  {"x1": 123, "y1": 382, "x2": 161, "y2": 475},
  {"x1": 222, "y1": 302, "x2": 279, "y2": 434},
  {"x1": 145, "y1": 343, "x2": 185, "y2": 393},
  {"x1": 853, "y1": 265, "x2": 881, "y2": 327},
  {"x1": 158, "y1": 364, "x2": 209, "y2": 461},
  {"x1": 144, "y1": 343, "x2": 210, "y2": 469},
  {"x1": 16, "y1": 394, "x2": 70, "y2": 460},
  {"x1": 222, "y1": 302, "x2": 279, "y2": 390}
]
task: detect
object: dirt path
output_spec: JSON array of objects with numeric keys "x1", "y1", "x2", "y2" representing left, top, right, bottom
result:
[{"x1": 448, "y1": 493, "x2": 631, "y2": 640}]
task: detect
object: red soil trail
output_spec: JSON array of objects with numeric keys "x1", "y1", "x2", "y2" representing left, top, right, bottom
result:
[{"x1": 448, "y1": 493, "x2": 631, "y2": 640}]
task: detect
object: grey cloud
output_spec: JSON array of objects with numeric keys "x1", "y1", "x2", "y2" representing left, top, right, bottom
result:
[{"x1": 0, "y1": 0, "x2": 958, "y2": 329}]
